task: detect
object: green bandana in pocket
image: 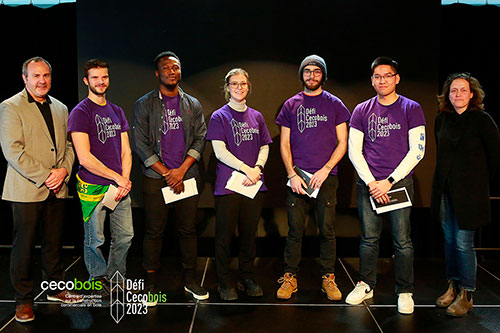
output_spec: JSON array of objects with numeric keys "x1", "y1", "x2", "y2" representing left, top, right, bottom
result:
[{"x1": 76, "y1": 174, "x2": 109, "y2": 222}]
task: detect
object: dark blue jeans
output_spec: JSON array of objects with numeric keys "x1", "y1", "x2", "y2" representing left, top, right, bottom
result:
[
  {"x1": 284, "y1": 175, "x2": 338, "y2": 275},
  {"x1": 440, "y1": 195, "x2": 476, "y2": 291},
  {"x1": 357, "y1": 177, "x2": 414, "y2": 294}
]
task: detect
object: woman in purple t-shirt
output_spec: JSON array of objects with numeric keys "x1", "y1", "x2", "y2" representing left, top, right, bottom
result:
[{"x1": 206, "y1": 68, "x2": 272, "y2": 301}]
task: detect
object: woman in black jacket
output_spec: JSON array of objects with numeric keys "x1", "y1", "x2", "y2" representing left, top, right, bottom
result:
[{"x1": 432, "y1": 73, "x2": 500, "y2": 317}]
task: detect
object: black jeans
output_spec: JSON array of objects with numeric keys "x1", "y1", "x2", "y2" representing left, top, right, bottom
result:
[
  {"x1": 284, "y1": 175, "x2": 338, "y2": 275},
  {"x1": 142, "y1": 176, "x2": 199, "y2": 278},
  {"x1": 9, "y1": 192, "x2": 65, "y2": 305},
  {"x1": 215, "y1": 193, "x2": 263, "y2": 287}
]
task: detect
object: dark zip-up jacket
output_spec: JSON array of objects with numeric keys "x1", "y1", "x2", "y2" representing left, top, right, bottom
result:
[{"x1": 131, "y1": 87, "x2": 207, "y2": 180}]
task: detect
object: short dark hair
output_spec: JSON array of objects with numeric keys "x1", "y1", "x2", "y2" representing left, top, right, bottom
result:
[
  {"x1": 83, "y1": 58, "x2": 109, "y2": 78},
  {"x1": 154, "y1": 51, "x2": 180, "y2": 70},
  {"x1": 371, "y1": 56, "x2": 398, "y2": 74},
  {"x1": 22, "y1": 56, "x2": 52, "y2": 77},
  {"x1": 437, "y1": 72, "x2": 485, "y2": 113}
]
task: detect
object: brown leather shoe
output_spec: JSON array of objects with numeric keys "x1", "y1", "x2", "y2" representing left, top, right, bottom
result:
[
  {"x1": 15, "y1": 304, "x2": 34, "y2": 322},
  {"x1": 446, "y1": 289, "x2": 473, "y2": 317},
  {"x1": 47, "y1": 290, "x2": 84, "y2": 304},
  {"x1": 321, "y1": 274, "x2": 342, "y2": 301},
  {"x1": 276, "y1": 273, "x2": 297, "y2": 299},
  {"x1": 436, "y1": 280, "x2": 457, "y2": 308}
]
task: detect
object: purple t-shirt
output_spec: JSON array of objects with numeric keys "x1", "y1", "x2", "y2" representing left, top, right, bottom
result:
[
  {"x1": 206, "y1": 104, "x2": 273, "y2": 196},
  {"x1": 275, "y1": 91, "x2": 351, "y2": 175},
  {"x1": 350, "y1": 95, "x2": 426, "y2": 180},
  {"x1": 68, "y1": 98, "x2": 129, "y2": 185},
  {"x1": 160, "y1": 94, "x2": 186, "y2": 169}
]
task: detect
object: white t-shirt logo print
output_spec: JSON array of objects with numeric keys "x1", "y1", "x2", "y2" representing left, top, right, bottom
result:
[
  {"x1": 95, "y1": 114, "x2": 107, "y2": 144},
  {"x1": 231, "y1": 118, "x2": 242, "y2": 146},
  {"x1": 368, "y1": 113, "x2": 377, "y2": 142},
  {"x1": 297, "y1": 105, "x2": 306, "y2": 133}
]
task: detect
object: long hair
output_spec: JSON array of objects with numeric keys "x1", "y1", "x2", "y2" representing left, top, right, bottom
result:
[{"x1": 437, "y1": 73, "x2": 485, "y2": 113}]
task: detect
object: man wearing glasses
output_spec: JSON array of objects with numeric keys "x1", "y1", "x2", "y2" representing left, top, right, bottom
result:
[
  {"x1": 346, "y1": 56, "x2": 426, "y2": 314},
  {"x1": 275, "y1": 55, "x2": 350, "y2": 301},
  {"x1": 131, "y1": 51, "x2": 208, "y2": 305}
]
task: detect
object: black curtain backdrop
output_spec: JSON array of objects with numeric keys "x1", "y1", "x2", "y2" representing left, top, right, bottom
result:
[{"x1": 75, "y1": 0, "x2": 440, "y2": 209}]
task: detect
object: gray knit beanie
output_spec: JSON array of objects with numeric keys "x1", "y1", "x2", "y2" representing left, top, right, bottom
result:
[{"x1": 298, "y1": 54, "x2": 327, "y2": 82}]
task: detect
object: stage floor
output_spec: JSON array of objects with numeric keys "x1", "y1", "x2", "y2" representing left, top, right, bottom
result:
[{"x1": 0, "y1": 253, "x2": 499, "y2": 332}]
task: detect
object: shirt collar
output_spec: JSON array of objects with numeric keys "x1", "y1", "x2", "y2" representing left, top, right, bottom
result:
[{"x1": 26, "y1": 88, "x2": 52, "y2": 104}]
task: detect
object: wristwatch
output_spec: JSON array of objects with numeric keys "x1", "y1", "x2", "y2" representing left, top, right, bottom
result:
[
  {"x1": 387, "y1": 176, "x2": 395, "y2": 184},
  {"x1": 256, "y1": 164, "x2": 264, "y2": 172}
]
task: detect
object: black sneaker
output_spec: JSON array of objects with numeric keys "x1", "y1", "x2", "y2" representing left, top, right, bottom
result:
[
  {"x1": 184, "y1": 282, "x2": 209, "y2": 300},
  {"x1": 237, "y1": 279, "x2": 264, "y2": 297},
  {"x1": 217, "y1": 285, "x2": 238, "y2": 301}
]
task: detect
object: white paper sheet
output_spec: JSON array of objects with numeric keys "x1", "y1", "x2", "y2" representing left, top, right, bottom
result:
[
  {"x1": 102, "y1": 184, "x2": 120, "y2": 210},
  {"x1": 161, "y1": 178, "x2": 198, "y2": 204},
  {"x1": 225, "y1": 171, "x2": 263, "y2": 199}
]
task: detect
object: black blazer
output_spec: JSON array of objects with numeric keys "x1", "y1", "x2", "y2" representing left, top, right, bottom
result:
[{"x1": 431, "y1": 109, "x2": 500, "y2": 230}]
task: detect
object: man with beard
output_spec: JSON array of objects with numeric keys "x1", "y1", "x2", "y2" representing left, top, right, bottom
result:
[
  {"x1": 68, "y1": 59, "x2": 134, "y2": 292},
  {"x1": 0, "y1": 57, "x2": 80, "y2": 322},
  {"x1": 275, "y1": 55, "x2": 350, "y2": 301},
  {"x1": 131, "y1": 51, "x2": 208, "y2": 305}
]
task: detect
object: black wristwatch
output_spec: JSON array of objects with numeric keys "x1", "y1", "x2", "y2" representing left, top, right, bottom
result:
[
  {"x1": 256, "y1": 164, "x2": 264, "y2": 172},
  {"x1": 387, "y1": 176, "x2": 395, "y2": 184}
]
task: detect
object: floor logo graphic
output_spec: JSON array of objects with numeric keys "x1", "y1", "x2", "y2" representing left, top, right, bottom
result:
[{"x1": 110, "y1": 271, "x2": 125, "y2": 324}]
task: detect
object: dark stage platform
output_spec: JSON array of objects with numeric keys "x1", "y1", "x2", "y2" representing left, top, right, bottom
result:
[{"x1": 0, "y1": 253, "x2": 499, "y2": 332}]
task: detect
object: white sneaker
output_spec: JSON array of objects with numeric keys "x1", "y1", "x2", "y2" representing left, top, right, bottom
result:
[
  {"x1": 398, "y1": 293, "x2": 414, "y2": 314},
  {"x1": 346, "y1": 281, "x2": 373, "y2": 305}
]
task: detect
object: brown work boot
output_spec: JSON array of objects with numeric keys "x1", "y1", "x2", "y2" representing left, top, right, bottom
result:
[
  {"x1": 436, "y1": 280, "x2": 457, "y2": 308},
  {"x1": 15, "y1": 303, "x2": 34, "y2": 322},
  {"x1": 446, "y1": 289, "x2": 473, "y2": 317},
  {"x1": 276, "y1": 273, "x2": 297, "y2": 299},
  {"x1": 321, "y1": 274, "x2": 342, "y2": 301}
]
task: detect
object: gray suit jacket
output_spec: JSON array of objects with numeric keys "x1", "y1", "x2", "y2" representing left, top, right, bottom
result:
[{"x1": 0, "y1": 90, "x2": 75, "y2": 202}]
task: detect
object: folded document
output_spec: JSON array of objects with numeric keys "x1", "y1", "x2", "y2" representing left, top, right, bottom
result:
[{"x1": 162, "y1": 178, "x2": 198, "y2": 204}]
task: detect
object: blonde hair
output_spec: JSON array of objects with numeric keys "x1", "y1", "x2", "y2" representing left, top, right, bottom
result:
[{"x1": 223, "y1": 68, "x2": 251, "y2": 101}]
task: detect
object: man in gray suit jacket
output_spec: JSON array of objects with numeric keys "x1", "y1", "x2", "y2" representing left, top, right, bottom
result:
[{"x1": 0, "y1": 57, "x2": 82, "y2": 323}]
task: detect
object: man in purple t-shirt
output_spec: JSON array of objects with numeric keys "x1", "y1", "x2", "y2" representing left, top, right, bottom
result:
[
  {"x1": 346, "y1": 57, "x2": 426, "y2": 315},
  {"x1": 131, "y1": 51, "x2": 208, "y2": 304},
  {"x1": 275, "y1": 55, "x2": 350, "y2": 301},
  {"x1": 68, "y1": 59, "x2": 134, "y2": 294}
]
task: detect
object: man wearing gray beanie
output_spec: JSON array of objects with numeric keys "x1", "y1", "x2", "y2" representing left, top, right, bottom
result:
[{"x1": 275, "y1": 55, "x2": 351, "y2": 301}]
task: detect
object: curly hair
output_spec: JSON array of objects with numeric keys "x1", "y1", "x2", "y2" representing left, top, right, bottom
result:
[{"x1": 437, "y1": 73, "x2": 485, "y2": 112}]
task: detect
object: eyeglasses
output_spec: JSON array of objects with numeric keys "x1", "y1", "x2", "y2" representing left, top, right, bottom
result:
[
  {"x1": 303, "y1": 69, "x2": 322, "y2": 77},
  {"x1": 229, "y1": 82, "x2": 248, "y2": 89},
  {"x1": 372, "y1": 73, "x2": 397, "y2": 81}
]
